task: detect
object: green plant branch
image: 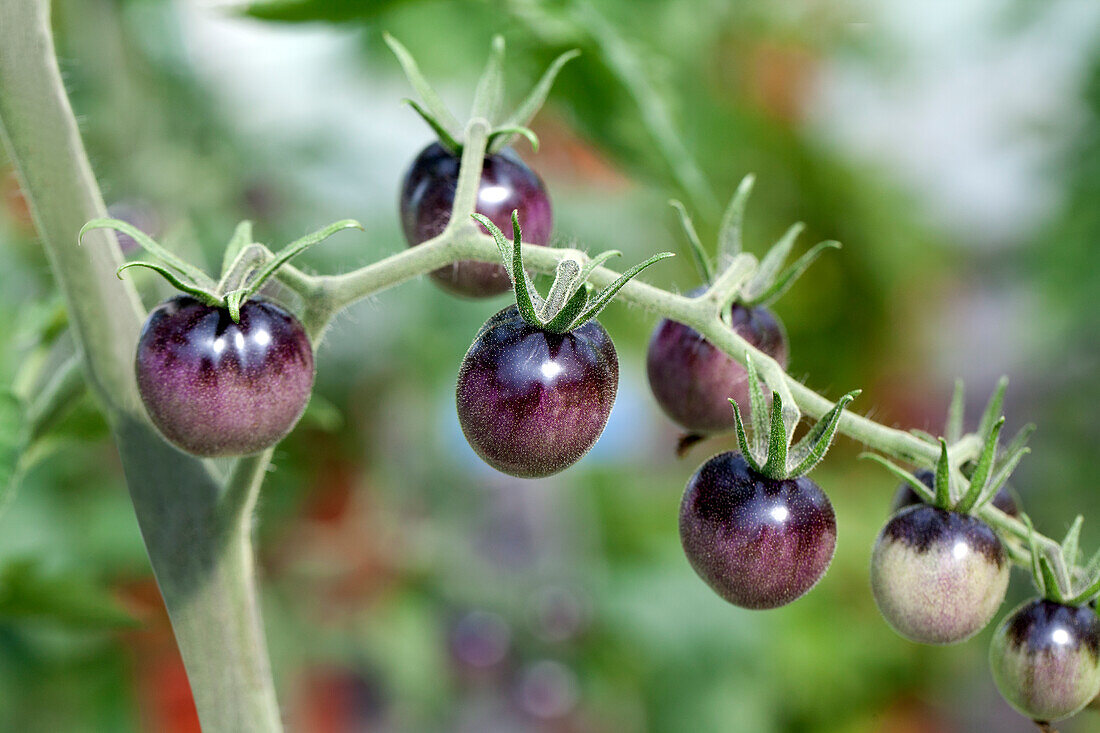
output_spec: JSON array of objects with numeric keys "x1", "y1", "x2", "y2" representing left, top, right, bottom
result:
[
  {"x1": 274, "y1": 123, "x2": 1070, "y2": 585},
  {"x1": 0, "y1": 2, "x2": 283, "y2": 730}
]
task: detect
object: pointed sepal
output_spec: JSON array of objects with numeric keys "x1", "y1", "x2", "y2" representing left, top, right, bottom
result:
[
  {"x1": 670, "y1": 199, "x2": 714, "y2": 285},
  {"x1": 115, "y1": 262, "x2": 220, "y2": 306},
  {"x1": 859, "y1": 453, "x2": 937, "y2": 505},
  {"x1": 81, "y1": 218, "x2": 216, "y2": 290},
  {"x1": 470, "y1": 34, "x2": 506, "y2": 123},
  {"x1": 945, "y1": 378, "x2": 965, "y2": 444},
  {"x1": 491, "y1": 49, "x2": 581, "y2": 153},
  {"x1": 787, "y1": 389, "x2": 860, "y2": 477},
  {"x1": 716, "y1": 174, "x2": 754, "y2": 268},
  {"x1": 383, "y1": 33, "x2": 462, "y2": 142},
  {"x1": 954, "y1": 416, "x2": 1004, "y2": 514},
  {"x1": 934, "y1": 439, "x2": 952, "y2": 509},
  {"x1": 731, "y1": 354, "x2": 857, "y2": 480},
  {"x1": 242, "y1": 219, "x2": 362, "y2": 300}
]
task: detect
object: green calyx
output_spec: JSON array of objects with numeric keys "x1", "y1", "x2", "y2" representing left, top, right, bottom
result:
[
  {"x1": 672, "y1": 174, "x2": 840, "y2": 310},
  {"x1": 730, "y1": 356, "x2": 859, "y2": 480},
  {"x1": 474, "y1": 211, "x2": 673, "y2": 334},
  {"x1": 385, "y1": 32, "x2": 580, "y2": 156},
  {"x1": 862, "y1": 377, "x2": 1030, "y2": 514},
  {"x1": 80, "y1": 217, "x2": 362, "y2": 322},
  {"x1": 1023, "y1": 513, "x2": 1100, "y2": 607}
]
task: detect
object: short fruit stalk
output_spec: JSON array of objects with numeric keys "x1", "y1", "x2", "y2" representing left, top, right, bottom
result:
[
  {"x1": 679, "y1": 358, "x2": 857, "y2": 609},
  {"x1": 646, "y1": 179, "x2": 836, "y2": 438},
  {"x1": 388, "y1": 34, "x2": 574, "y2": 297},
  {"x1": 455, "y1": 211, "x2": 671, "y2": 477}
]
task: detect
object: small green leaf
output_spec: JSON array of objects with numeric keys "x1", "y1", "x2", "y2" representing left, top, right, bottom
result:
[
  {"x1": 116, "y1": 262, "x2": 221, "y2": 305},
  {"x1": 1002, "y1": 423, "x2": 1035, "y2": 464},
  {"x1": 404, "y1": 99, "x2": 462, "y2": 154},
  {"x1": 224, "y1": 289, "x2": 248, "y2": 324},
  {"x1": 760, "y1": 391, "x2": 788, "y2": 478},
  {"x1": 716, "y1": 174, "x2": 754, "y2": 267},
  {"x1": 244, "y1": 219, "x2": 362, "y2": 299},
  {"x1": 1069, "y1": 573, "x2": 1100, "y2": 606},
  {"x1": 573, "y1": 249, "x2": 621, "y2": 296},
  {"x1": 1062, "y1": 516, "x2": 1085, "y2": 568},
  {"x1": 81, "y1": 218, "x2": 215, "y2": 290},
  {"x1": 744, "y1": 222, "x2": 803, "y2": 299},
  {"x1": 542, "y1": 285, "x2": 589, "y2": 333},
  {"x1": 669, "y1": 200, "x2": 714, "y2": 285},
  {"x1": 221, "y1": 220, "x2": 253, "y2": 277},
  {"x1": 1038, "y1": 555, "x2": 1066, "y2": 603},
  {"x1": 954, "y1": 417, "x2": 1004, "y2": 514},
  {"x1": 945, "y1": 379, "x2": 965, "y2": 444},
  {"x1": 474, "y1": 212, "x2": 544, "y2": 328},
  {"x1": 1084, "y1": 542, "x2": 1100, "y2": 581},
  {"x1": 730, "y1": 398, "x2": 763, "y2": 473},
  {"x1": 787, "y1": 390, "x2": 860, "y2": 477},
  {"x1": 745, "y1": 356, "x2": 769, "y2": 457},
  {"x1": 859, "y1": 453, "x2": 936, "y2": 504},
  {"x1": 934, "y1": 439, "x2": 951, "y2": 509},
  {"x1": 470, "y1": 35, "x2": 506, "y2": 123},
  {"x1": 541, "y1": 258, "x2": 581, "y2": 321},
  {"x1": 746, "y1": 239, "x2": 840, "y2": 307},
  {"x1": 977, "y1": 376, "x2": 1008, "y2": 442},
  {"x1": 493, "y1": 49, "x2": 581, "y2": 153},
  {"x1": 383, "y1": 33, "x2": 461, "y2": 140},
  {"x1": 487, "y1": 126, "x2": 539, "y2": 153},
  {"x1": 980, "y1": 444, "x2": 1029, "y2": 507},
  {"x1": 570, "y1": 251, "x2": 674, "y2": 327}
]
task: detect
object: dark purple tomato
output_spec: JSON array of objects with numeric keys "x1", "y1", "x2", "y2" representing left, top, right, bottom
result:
[
  {"x1": 891, "y1": 469, "x2": 1019, "y2": 517},
  {"x1": 679, "y1": 451, "x2": 836, "y2": 610},
  {"x1": 455, "y1": 305, "x2": 617, "y2": 478},
  {"x1": 135, "y1": 295, "x2": 314, "y2": 457},
  {"x1": 871, "y1": 505, "x2": 1009, "y2": 645},
  {"x1": 399, "y1": 142, "x2": 552, "y2": 298},
  {"x1": 990, "y1": 599, "x2": 1100, "y2": 722},
  {"x1": 647, "y1": 298, "x2": 788, "y2": 434}
]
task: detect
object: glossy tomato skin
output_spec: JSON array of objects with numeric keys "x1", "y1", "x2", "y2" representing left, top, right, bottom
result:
[
  {"x1": 135, "y1": 295, "x2": 314, "y2": 457},
  {"x1": 646, "y1": 300, "x2": 788, "y2": 434},
  {"x1": 679, "y1": 452, "x2": 836, "y2": 609},
  {"x1": 892, "y1": 469, "x2": 1019, "y2": 517},
  {"x1": 399, "y1": 143, "x2": 552, "y2": 298},
  {"x1": 871, "y1": 505, "x2": 1009, "y2": 645},
  {"x1": 990, "y1": 599, "x2": 1100, "y2": 723},
  {"x1": 456, "y1": 305, "x2": 618, "y2": 478}
]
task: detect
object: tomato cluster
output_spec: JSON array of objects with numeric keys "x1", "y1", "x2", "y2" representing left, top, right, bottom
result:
[{"x1": 98, "y1": 36, "x2": 1100, "y2": 729}]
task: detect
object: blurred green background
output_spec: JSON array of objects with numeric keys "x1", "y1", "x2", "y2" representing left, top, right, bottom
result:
[{"x1": 1, "y1": 0, "x2": 1098, "y2": 731}]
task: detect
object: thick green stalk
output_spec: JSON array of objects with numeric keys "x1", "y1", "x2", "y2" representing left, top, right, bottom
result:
[{"x1": 0, "y1": 2, "x2": 281, "y2": 730}]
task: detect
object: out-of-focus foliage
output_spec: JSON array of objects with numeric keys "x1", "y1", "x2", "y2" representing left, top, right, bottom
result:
[{"x1": 0, "y1": 0, "x2": 1096, "y2": 731}]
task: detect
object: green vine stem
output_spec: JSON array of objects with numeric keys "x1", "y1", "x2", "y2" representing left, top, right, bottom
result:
[
  {"x1": 277, "y1": 128, "x2": 1065, "y2": 581},
  {"x1": 0, "y1": 0, "x2": 1081, "y2": 728},
  {"x1": 0, "y1": 2, "x2": 282, "y2": 730}
]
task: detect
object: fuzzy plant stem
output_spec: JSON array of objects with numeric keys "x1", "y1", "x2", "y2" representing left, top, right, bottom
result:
[
  {"x1": 0, "y1": 2, "x2": 282, "y2": 730},
  {"x1": 283, "y1": 124, "x2": 1063, "y2": 578}
]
